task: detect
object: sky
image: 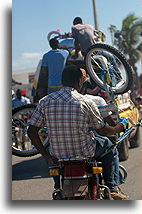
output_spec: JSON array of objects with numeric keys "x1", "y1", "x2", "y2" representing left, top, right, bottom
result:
[{"x1": 12, "y1": 0, "x2": 141, "y2": 73}]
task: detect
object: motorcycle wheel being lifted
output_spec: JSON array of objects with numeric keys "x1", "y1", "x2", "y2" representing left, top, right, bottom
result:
[
  {"x1": 85, "y1": 43, "x2": 133, "y2": 95},
  {"x1": 12, "y1": 104, "x2": 49, "y2": 157}
]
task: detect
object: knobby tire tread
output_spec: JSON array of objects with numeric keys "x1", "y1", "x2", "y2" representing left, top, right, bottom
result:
[{"x1": 85, "y1": 43, "x2": 133, "y2": 94}]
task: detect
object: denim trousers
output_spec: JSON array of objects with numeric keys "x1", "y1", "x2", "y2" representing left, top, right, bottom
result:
[{"x1": 95, "y1": 135, "x2": 123, "y2": 192}]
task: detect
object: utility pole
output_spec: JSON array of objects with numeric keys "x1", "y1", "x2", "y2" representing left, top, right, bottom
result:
[{"x1": 92, "y1": 0, "x2": 99, "y2": 30}]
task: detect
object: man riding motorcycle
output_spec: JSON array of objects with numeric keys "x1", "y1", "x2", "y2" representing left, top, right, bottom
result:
[{"x1": 27, "y1": 65, "x2": 128, "y2": 200}]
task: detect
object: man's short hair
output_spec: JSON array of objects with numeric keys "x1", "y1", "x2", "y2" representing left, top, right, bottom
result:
[
  {"x1": 49, "y1": 38, "x2": 59, "y2": 49},
  {"x1": 73, "y1": 17, "x2": 83, "y2": 25},
  {"x1": 62, "y1": 65, "x2": 83, "y2": 87}
]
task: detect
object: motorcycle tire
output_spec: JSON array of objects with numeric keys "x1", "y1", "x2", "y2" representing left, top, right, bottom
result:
[
  {"x1": 12, "y1": 104, "x2": 49, "y2": 157},
  {"x1": 85, "y1": 43, "x2": 133, "y2": 95}
]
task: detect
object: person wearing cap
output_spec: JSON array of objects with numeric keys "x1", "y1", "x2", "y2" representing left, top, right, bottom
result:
[
  {"x1": 12, "y1": 89, "x2": 31, "y2": 109},
  {"x1": 21, "y1": 89, "x2": 27, "y2": 96},
  {"x1": 27, "y1": 65, "x2": 128, "y2": 200}
]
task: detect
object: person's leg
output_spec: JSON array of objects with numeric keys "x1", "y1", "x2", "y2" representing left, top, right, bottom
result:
[
  {"x1": 113, "y1": 148, "x2": 125, "y2": 185},
  {"x1": 52, "y1": 176, "x2": 63, "y2": 200},
  {"x1": 94, "y1": 136, "x2": 128, "y2": 199},
  {"x1": 53, "y1": 176, "x2": 60, "y2": 189},
  {"x1": 94, "y1": 136, "x2": 118, "y2": 192}
]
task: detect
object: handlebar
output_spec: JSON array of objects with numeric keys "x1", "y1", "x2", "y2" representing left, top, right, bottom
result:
[{"x1": 101, "y1": 119, "x2": 142, "y2": 158}]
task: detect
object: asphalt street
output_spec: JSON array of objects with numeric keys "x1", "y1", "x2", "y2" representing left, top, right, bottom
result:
[{"x1": 12, "y1": 127, "x2": 142, "y2": 200}]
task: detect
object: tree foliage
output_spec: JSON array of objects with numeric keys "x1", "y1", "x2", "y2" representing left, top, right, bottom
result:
[{"x1": 108, "y1": 14, "x2": 142, "y2": 74}]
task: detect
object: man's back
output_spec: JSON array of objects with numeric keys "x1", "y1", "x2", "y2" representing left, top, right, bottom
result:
[
  {"x1": 30, "y1": 87, "x2": 104, "y2": 159},
  {"x1": 72, "y1": 24, "x2": 95, "y2": 53},
  {"x1": 42, "y1": 49, "x2": 69, "y2": 86},
  {"x1": 28, "y1": 65, "x2": 129, "y2": 199}
]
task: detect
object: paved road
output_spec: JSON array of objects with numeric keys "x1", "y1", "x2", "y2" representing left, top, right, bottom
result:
[
  {"x1": 12, "y1": 154, "x2": 53, "y2": 200},
  {"x1": 12, "y1": 128, "x2": 142, "y2": 200},
  {"x1": 120, "y1": 130, "x2": 142, "y2": 200}
]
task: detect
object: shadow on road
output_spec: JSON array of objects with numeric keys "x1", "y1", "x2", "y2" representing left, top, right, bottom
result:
[{"x1": 12, "y1": 156, "x2": 50, "y2": 181}]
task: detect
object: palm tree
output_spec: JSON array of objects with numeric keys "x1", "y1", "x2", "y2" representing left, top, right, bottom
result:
[
  {"x1": 108, "y1": 14, "x2": 142, "y2": 97},
  {"x1": 108, "y1": 25, "x2": 117, "y2": 45},
  {"x1": 113, "y1": 14, "x2": 142, "y2": 75}
]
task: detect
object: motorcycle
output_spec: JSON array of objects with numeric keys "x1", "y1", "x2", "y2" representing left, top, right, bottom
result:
[
  {"x1": 50, "y1": 155, "x2": 127, "y2": 200},
  {"x1": 49, "y1": 117, "x2": 141, "y2": 200}
]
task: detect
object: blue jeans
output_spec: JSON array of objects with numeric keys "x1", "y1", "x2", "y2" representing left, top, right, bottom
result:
[{"x1": 95, "y1": 135, "x2": 122, "y2": 192}]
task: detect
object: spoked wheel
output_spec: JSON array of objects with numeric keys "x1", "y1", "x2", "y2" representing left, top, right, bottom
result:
[
  {"x1": 85, "y1": 43, "x2": 133, "y2": 95},
  {"x1": 12, "y1": 104, "x2": 49, "y2": 157}
]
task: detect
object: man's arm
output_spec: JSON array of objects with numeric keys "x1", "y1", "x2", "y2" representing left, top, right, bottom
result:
[
  {"x1": 89, "y1": 100, "x2": 124, "y2": 136},
  {"x1": 96, "y1": 122, "x2": 124, "y2": 136},
  {"x1": 71, "y1": 28, "x2": 80, "y2": 58},
  {"x1": 27, "y1": 125, "x2": 58, "y2": 166},
  {"x1": 104, "y1": 115, "x2": 116, "y2": 126},
  {"x1": 74, "y1": 38, "x2": 81, "y2": 54}
]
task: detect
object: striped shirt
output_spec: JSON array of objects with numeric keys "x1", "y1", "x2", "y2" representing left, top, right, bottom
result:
[{"x1": 29, "y1": 87, "x2": 105, "y2": 159}]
